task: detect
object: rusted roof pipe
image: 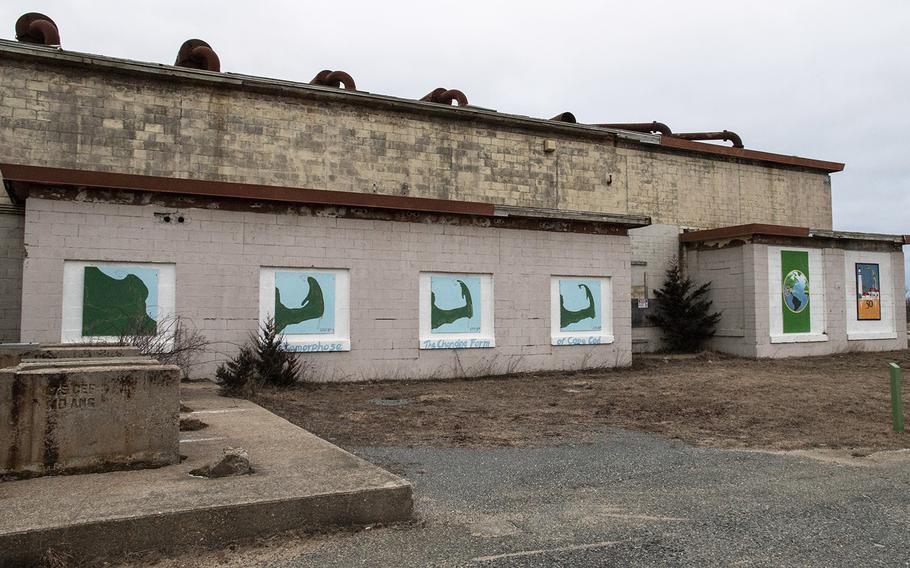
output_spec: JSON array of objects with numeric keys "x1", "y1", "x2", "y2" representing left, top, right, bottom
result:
[
  {"x1": 550, "y1": 112, "x2": 577, "y2": 123},
  {"x1": 174, "y1": 39, "x2": 221, "y2": 72},
  {"x1": 595, "y1": 122, "x2": 672, "y2": 136},
  {"x1": 670, "y1": 130, "x2": 744, "y2": 148},
  {"x1": 15, "y1": 13, "x2": 60, "y2": 46},
  {"x1": 421, "y1": 88, "x2": 469, "y2": 107},
  {"x1": 310, "y1": 70, "x2": 356, "y2": 90}
]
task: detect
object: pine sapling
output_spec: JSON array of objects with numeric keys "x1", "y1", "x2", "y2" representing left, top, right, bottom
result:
[
  {"x1": 648, "y1": 263, "x2": 721, "y2": 353},
  {"x1": 254, "y1": 317, "x2": 301, "y2": 387}
]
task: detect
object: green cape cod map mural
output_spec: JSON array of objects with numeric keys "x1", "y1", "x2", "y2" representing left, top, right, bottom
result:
[
  {"x1": 559, "y1": 279, "x2": 602, "y2": 332},
  {"x1": 430, "y1": 275, "x2": 481, "y2": 334},
  {"x1": 274, "y1": 272, "x2": 335, "y2": 335},
  {"x1": 82, "y1": 266, "x2": 159, "y2": 336},
  {"x1": 551, "y1": 276, "x2": 611, "y2": 346}
]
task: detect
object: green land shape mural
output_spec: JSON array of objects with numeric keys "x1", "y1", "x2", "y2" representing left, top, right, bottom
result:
[
  {"x1": 559, "y1": 280, "x2": 601, "y2": 331},
  {"x1": 430, "y1": 276, "x2": 480, "y2": 333},
  {"x1": 82, "y1": 266, "x2": 157, "y2": 337},
  {"x1": 274, "y1": 275, "x2": 327, "y2": 334}
]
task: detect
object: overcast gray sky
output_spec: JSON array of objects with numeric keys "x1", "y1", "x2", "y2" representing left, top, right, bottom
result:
[{"x1": 3, "y1": 1, "x2": 908, "y2": 286}]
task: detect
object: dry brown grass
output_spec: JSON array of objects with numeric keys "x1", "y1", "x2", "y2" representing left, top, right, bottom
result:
[{"x1": 254, "y1": 350, "x2": 910, "y2": 451}]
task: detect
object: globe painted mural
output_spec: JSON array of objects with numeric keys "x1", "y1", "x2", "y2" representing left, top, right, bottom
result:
[
  {"x1": 782, "y1": 269, "x2": 810, "y2": 314},
  {"x1": 780, "y1": 250, "x2": 811, "y2": 334}
]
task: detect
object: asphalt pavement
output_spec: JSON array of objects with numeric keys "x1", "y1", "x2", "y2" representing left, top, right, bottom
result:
[{"x1": 235, "y1": 429, "x2": 910, "y2": 567}]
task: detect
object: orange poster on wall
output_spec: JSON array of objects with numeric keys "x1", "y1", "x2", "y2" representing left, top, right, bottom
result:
[{"x1": 856, "y1": 263, "x2": 881, "y2": 321}]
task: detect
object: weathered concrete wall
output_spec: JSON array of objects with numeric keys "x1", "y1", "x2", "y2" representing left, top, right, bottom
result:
[
  {"x1": 0, "y1": 56, "x2": 833, "y2": 231},
  {"x1": 688, "y1": 243, "x2": 907, "y2": 358},
  {"x1": 628, "y1": 224, "x2": 681, "y2": 351},
  {"x1": 688, "y1": 245, "x2": 759, "y2": 357},
  {"x1": 0, "y1": 191, "x2": 24, "y2": 342},
  {"x1": 20, "y1": 196, "x2": 632, "y2": 381}
]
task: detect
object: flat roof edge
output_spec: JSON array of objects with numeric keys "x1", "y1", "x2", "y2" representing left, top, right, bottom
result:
[
  {"x1": 494, "y1": 205, "x2": 650, "y2": 228},
  {"x1": 0, "y1": 40, "x2": 843, "y2": 173},
  {"x1": 659, "y1": 137, "x2": 844, "y2": 173},
  {"x1": 807, "y1": 229, "x2": 906, "y2": 244},
  {"x1": 681, "y1": 224, "x2": 905, "y2": 244}
]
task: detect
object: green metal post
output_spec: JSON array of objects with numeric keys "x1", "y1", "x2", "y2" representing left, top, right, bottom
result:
[{"x1": 890, "y1": 363, "x2": 904, "y2": 434}]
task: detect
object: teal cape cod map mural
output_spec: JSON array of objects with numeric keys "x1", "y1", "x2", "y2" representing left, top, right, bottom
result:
[
  {"x1": 559, "y1": 279, "x2": 602, "y2": 332},
  {"x1": 431, "y1": 275, "x2": 481, "y2": 333},
  {"x1": 82, "y1": 266, "x2": 158, "y2": 336},
  {"x1": 274, "y1": 271, "x2": 335, "y2": 335}
]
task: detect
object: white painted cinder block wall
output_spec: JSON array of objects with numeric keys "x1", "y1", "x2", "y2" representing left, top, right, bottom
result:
[
  {"x1": 689, "y1": 243, "x2": 907, "y2": 358},
  {"x1": 20, "y1": 197, "x2": 632, "y2": 381}
]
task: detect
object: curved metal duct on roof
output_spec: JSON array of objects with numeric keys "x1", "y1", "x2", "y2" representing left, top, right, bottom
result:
[
  {"x1": 421, "y1": 88, "x2": 469, "y2": 107},
  {"x1": 310, "y1": 70, "x2": 357, "y2": 90},
  {"x1": 15, "y1": 13, "x2": 60, "y2": 46},
  {"x1": 595, "y1": 122, "x2": 672, "y2": 136},
  {"x1": 174, "y1": 39, "x2": 221, "y2": 72},
  {"x1": 670, "y1": 130, "x2": 744, "y2": 148},
  {"x1": 550, "y1": 112, "x2": 577, "y2": 123}
]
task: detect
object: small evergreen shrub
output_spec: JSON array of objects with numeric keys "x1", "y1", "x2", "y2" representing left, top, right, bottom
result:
[
  {"x1": 253, "y1": 317, "x2": 301, "y2": 388},
  {"x1": 215, "y1": 345, "x2": 257, "y2": 395},
  {"x1": 215, "y1": 318, "x2": 301, "y2": 394},
  {"x1": 648, "y1": 263, "x2": 721, "y2": 353}
]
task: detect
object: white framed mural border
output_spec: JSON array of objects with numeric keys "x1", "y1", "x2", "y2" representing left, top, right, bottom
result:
[
  {"x1": 419, "y1": 272, "x2": 495, "y2": 349},
  {"x1": 842, "y1": 250, "x2": 897, "y2": 341},
  {"x1": 767, "y1": 246, "x2": 828, "y2": 344},
  {"x1": 550, "y1": 275, "x2": 614, "y2": 346}
]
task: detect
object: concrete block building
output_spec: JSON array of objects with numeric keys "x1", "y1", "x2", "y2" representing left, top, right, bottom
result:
[
  {"x1": 683, "y1": 225, "x2": 907, "y2": 358},
  {"x1": 0, "y1": 16, "x2": 904, "y2": 379}
]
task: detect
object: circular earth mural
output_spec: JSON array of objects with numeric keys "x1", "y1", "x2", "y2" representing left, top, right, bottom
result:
[{"x1": 782, "y1": 269, "x2": 810, "y2": 313}]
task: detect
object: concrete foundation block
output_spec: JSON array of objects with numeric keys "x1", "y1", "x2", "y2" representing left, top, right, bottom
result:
[
  {"x1": 1, "y1": 358, "x2": 180, "y2": 479},
  {"x1": 28, "y1": 344, "x2": 143, "y2": 360},
  {"x1": 0, "y1": 343, "x2": 39, "y2": 370},
  {"x1": 0, "y1": 343, "x2": 142, "y2": 369}
]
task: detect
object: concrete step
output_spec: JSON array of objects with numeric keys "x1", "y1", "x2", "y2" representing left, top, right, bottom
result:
[{"x1": 0, "y1": 381, "x2": 412, "y2": 566}]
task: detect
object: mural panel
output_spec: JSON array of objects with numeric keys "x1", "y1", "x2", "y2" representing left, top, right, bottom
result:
[
  {"x1": 551, "y1": 276, "x2": 613, "y2": 346},
  {"x1": 62, "y1": 262, "x2": 175, "y2": 343},
  {"x1": 855, "y1": 263, "x2": 882, "y2": 321},
  {"x1": 275, "y1": 272, "x2": 336, "y2": 335},
  {"x1": 82, "y1": 266, "x2": 159, "y2": 336},
  {"x1": 259, "y1": 268, "x2": 350, "y2": 352},
  {"x1": 430, "y1": 275, "x2": 481, "y2": 334},
  {"x1": 781, "y1": 250, "x2": 811, "y2": 334},
  {"x1": 419, "y1": 273, "x2": 494, "y2": 349}
]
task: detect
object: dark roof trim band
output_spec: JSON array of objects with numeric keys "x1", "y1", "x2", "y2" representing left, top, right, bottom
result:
[
  {"x1": 0, "y1": 163, "x2": 494, "y2": 216},
  {"x1": 0, "y1": 163, "x2": 650, "y2": 228}
]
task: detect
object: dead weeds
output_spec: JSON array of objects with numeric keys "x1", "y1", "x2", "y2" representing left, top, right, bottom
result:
[{"x1": 252, "y1": 350, "x2": 910, "y2": 452}]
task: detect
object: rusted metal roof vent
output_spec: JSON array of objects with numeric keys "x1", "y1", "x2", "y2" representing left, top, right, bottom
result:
[
  {"x1": 670, "y1": 130, "x2": 744, "y2": 148},
  {"x1": 550, "y1": 112, "x2": 577, "y2": 123},
  {"x1": 175, "y1": 39, "x2": 221, "y2": 72},
  {"x1": 421, "y1": 88, "x2": 469, "y2": 107},
  {"x1": 310, "y1": 70, "x2": 357, "y2": 90},
  {"x1": 15, "y1": 13, "x2": 60, "y2": 47},
  {"x1": 595, "y1": 122, "x2": 672, "y2": 136}
]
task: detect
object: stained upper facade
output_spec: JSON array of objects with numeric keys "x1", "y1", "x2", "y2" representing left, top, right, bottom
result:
[{"x1": 0, "y1": 39, "x2": 841, "y2": 231}]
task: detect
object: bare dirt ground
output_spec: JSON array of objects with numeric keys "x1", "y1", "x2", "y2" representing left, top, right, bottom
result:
[{"x1": 253, "y1": 350, "x2": 910, "y2": 452}]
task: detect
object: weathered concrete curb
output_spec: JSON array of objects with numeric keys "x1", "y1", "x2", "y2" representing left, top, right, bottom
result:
[
  {"x1": 0, "y1": 382, "x2": 412, "y2": 566},
  {"x1": 1, "y1": 484, "x2": 412, "y2": 566}
]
